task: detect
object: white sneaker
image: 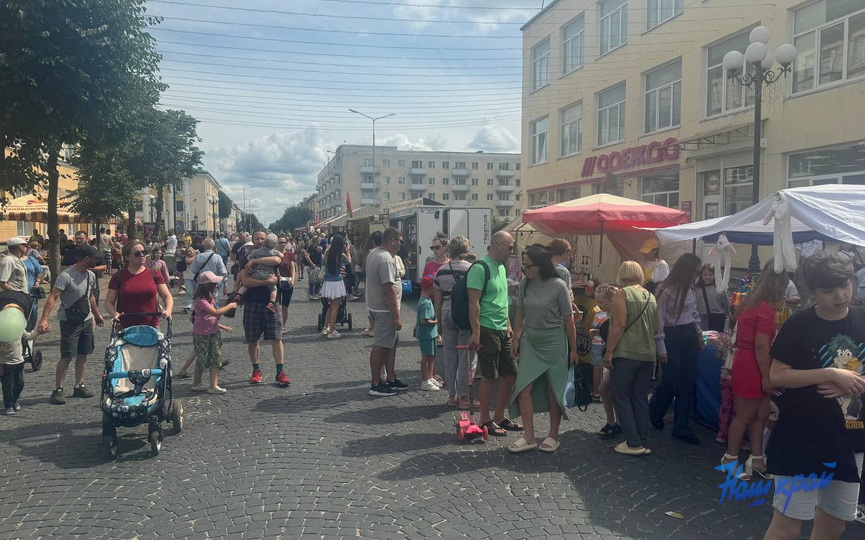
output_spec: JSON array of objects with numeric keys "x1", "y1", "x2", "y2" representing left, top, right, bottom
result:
[
  {"x1": 421, "y1": 379, "x2": 440, "y2": 391},
  {"x1": 327, "y1": 331, "x2": 341, "y2": 339},
  {"x1": 191, "y1": 384, "x2": 208, "y2": 392},
  {"x1": 430, "y1": 379, "x2": 443, "y2": 388},
  {"x1": 322, "y1": 327, "x2": 331, "y2": 335},
  {"x1": 208, "y1": 385, "x2": 227, "y2": 394}
]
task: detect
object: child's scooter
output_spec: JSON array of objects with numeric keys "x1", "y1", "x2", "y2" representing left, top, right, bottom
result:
[{"x1": 454, "y1": 345, "x2": 487, "y2": 444}]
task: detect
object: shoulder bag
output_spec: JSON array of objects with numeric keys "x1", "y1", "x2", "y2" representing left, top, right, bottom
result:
[{"x1": 64, "y1": 271, "x2": 92, "y2": 325}]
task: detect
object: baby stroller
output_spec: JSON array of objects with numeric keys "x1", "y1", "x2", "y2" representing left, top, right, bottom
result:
[
  {"x1": 0, "y1": 290, "x2": 43, "y2": 372},
  {"x1": 317, "y1": 295, "x2": 352, "y2": 332},
  {"x1": 100, "y1": 313, "x2": 183, "y2": 459}
]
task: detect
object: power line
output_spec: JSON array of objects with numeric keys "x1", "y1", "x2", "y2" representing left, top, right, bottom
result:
[{"x1": 179, "y1": 114, "x2": 522, "y2": 131}]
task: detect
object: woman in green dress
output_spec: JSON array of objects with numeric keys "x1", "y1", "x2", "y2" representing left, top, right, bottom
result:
[{"x1": 508, "y1": 247, "x2": 578, "y2": 453}]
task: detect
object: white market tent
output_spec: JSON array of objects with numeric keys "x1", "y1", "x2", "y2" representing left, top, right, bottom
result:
[{"x1": 655, "y1": 185, "x2": 865, "y2": 249}]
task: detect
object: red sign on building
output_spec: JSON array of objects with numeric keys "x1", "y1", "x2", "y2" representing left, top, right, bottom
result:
[{"x1": 580, "y1": 137, "x2": 680, "y2": 178}]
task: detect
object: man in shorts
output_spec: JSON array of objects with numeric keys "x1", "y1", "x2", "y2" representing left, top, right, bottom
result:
[
  {"x1": 239, "y1": 230, "x2": 290, "y2": 387},
  {"x1": 38, "y1": 246, "x2": 105, "y2": 404},
  {"x1": 468, "y1": 231, "x2": 523, "y2": 437},
  {"x1": 365, "y1": 227, "x2": 409, "y2": 396}
]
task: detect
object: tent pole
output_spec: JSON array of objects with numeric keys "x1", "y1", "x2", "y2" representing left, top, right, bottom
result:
[
  {"x1": 692, "y1": 239, "x2": 697, "y2": 254},
  {"x1": 599, "y1": 221, "x2": 604, "y2": 265}
]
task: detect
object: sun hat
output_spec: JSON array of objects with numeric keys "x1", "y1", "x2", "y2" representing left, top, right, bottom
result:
[{"x1": 197, "y1": 271, "x2": 224, "y2": 284}]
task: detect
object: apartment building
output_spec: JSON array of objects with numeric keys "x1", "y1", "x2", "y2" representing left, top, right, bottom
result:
[
  {"x1": 315, "y1": 145, "x2": 522, "y2": 221},
  {"x1": 521, "y1": 0, "x2": 865, "y2": 222},
  {"x1": 136, "y1": 172, "x2": 222, "y2": 233}
]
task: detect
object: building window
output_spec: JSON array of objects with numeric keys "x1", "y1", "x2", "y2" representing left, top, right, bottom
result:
[
  {"x1": 499, "y1": 163, "x2": 509, "y2": 170},
  {"x1": 487, "y1": 162, "x2": 494, "y2": 170},
  {"x1": 792, "y1": 2, "x2": 865, "y2": 94},
  {"x1": 515, "y1": 179, "x2": 521, "y2": 186},
  {"x1": 787, "y1": 143, "x2": 865, "y2": 187},
  {"x1": 442, "y1": 193, "x2": 450, "y2": 201},
  {"x1": 428, "y1": 193, "x2": 435, "y2": 200},
  {"x1": 532, "y1": 39, "x2": 550, "y2": 91},
  {"x1": 498, "y1": 193, "x2": 511, "y2": 201},
  {"x1": 399, "y1": 159, "x2": 405, "y2": 167},
  {"x1": 471, "y1": 193, "x2": 479, "y2": 201},
  {"x1": 531, "y1": 116, "x2": 549, "y2": 164},
  {"x1": 597, "y1": 84, "x2": 626, "y2": 146},
  {"x1": 386, "y1": 192, "x2": 391, "y2": 200},
  {"x1": 412, "y1": 160, "x2": 422, "y2": 168},
  {"x1": 641, "y1": 171, "x2": 680, "y2": 208},
  {"x1": 471, "y1": 178, "x2": 478, "y2": 186},
  {"x1": 175, "y1": 200, "x2": 184, "y2": 212},
  {"x1": 442, "y1": 161, "x2": 449, "y2": 169},
  {"x1": 724, "y1": 166, "x2": 754, "y2": 216},
  {"x1": 383, "y1": 159, "x2": 390, "y2": 167},
  {"x1": 454, "y1": 193, "x2": 466, "y2": 201},
  {"x1": 400, "y1": 193, "x2": 406, "y2": 200},
  {"x1": 560, "y1": 102, "x2": 582, "y2": 157},
  {"x1": 385, "y1": 176, "x2": 390, "y2": 184},
  {"x1": 487, "y1": 194, "x2": 494, "y2": 201},
  {"x1": 442, "y1": 177, "x2": 449, "y2": 185},
  {"x1": 455, "y1": 161, "x2": 465, "y2": 169},
  {"x1": 363, "y1": 158, "x2": 373, "y2": 167},
  {"x1": 516, "y1": 163, "x2": 521, "y2": 170},
  {"x1": 600, "y1": 0, "x2": 628, "y2": 55},
  {"x1": 428, "y1": 177, "x2": 435, "y2": 185},
  {"x1": 645, "y1": 61, "x2": 682, "y2": 133},
  {"x1": 562, "y1": 16, "x2": 585, "y2": 74},
  {"x1": 499, "y1": 209, "x2": 509, "y2": 217},
  {"x1": 399, "y1": 177, "x2": 405, "y2": 184},
  {"x1": 707, "y1": 30, "x2": 755, "y2": 117},
  {"x1": 472, "y1": 162, "x2": 479, "y2": 169},
  {"x1": 647, "y1": 0, "x2": 683, "y2": 30},
  {"x1": 428, "y1": 161, "x2": 435, "y2": 169}
]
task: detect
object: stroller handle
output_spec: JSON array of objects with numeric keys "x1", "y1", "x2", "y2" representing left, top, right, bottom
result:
[
  {"x1": 108, "y1": 369, "x2": 164, "y2": 380},
  {"x1": 112, "y1": 312, "x2": 173, "y2": 339}
]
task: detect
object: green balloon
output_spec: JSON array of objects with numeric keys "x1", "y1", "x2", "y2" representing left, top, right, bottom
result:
[{"x1": 0, "y1": 306, "x2": 27, "y2": 343}]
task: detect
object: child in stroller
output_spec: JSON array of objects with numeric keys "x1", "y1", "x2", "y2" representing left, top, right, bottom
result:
[{"x1": 101, "y1": 313, "x2": 183, "y2": 459}]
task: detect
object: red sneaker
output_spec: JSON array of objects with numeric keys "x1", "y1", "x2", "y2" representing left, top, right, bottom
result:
[
  {"x1": 249, "y1": 369, "x2": 263, "y2": 384},
  {"x1": 275, "y1": 371, "x2": 291, "y2": 387}
]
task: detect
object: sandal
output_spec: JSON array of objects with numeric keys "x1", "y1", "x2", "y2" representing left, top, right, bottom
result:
[
  {"x1": 498, "y1": 418, "x2": 524, "y2": 432},
  {"x1": 481, "y1": 420, "x2": 507, "y2": 437},
  {"x1": 175, "y1": 371, "x2": 190, "y2": 379},
  {"x1": 538, "y1": 437, "x2": 560, "y2": 453},
  {"x1": 507, "y1": 437, "x2": 538, "y2": 453}
]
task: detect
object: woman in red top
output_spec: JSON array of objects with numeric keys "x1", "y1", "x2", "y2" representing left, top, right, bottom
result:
[
  {"x1": 104, "y1": 240, "x2": 173, "y2": 328},
  {"x1": 422, "y1": 233, "x2": 449, "y2": 280},
  {"x1": 720, "y1": 260, "x2": 788, "y2": 479}
]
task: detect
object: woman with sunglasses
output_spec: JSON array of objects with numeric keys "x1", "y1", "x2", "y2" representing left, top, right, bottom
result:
[
  {"x1": 104, "y1": 240, "x2": 174, "y2": 329},
  {"x1": 423, "y1": 233, "x2": 450, "y2": 281},
  {"x1": 507, "y1": 247, "x2": 577, "y2": 453}
]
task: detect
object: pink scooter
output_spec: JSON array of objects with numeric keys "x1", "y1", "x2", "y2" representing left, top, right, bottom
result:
[{"x1": 454, "y1": 345, "x2": 487, "y2": 444}]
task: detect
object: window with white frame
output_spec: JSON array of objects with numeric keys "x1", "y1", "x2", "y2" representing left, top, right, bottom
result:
[
  {"x1": 442, "y1": 177, "x2": 450, "y2": 185},
  {"x1": 383, "y1": 159, "x2": 390, "y2": 167},
  {"x1": 471, "y1": 178, "x2": 478, "y2": 185},
  {"x1": 600, "y1": 0, "x2": 628, "y2": 55},
  {"x1": 472, "y1": 162, "x2": 479, "y2": 169},
  {"x1": 363, "y1": 158, "x2": 373, "y2": 167},
  {"x1": 532, "y1": 39, "x2": 550, "y2": 91},
  {"x1": 787, "y1": 144, "x2": 865, "y2": 187},
  {"x1": 398, "y1": 160, "x2": 405, "y2": 167},
  {"x1": 442, "y1": 161, "x2": 449, "y2": 169},
  {"x1": 531, "y1": 116, "x2": 549, "y2": 164},
  {"x1": 442, "y1": 193, "x2": 450, "y2": 201},
  {"x1": 428, "y1": 161, "x2": 435, "y2": 168},
  {"x1": 641, "y1": 171, "x2": 679, "y2": 208},
  {"x1": 560, "y1": 102, "x2": 582, "y2": 157},
  {"x1": 724, "y1": 166, "x2": 753, "y2": 216},
  {"x1": 454, "y1": 193, "x2": 466, "y2": 201},
  {"x1": 645, "y1": 60, "x2": 682, "y2": 133},
  {"x1": 792, "y1": 1, "x2": 865, "y2": 94},
  {"x1": 471, "y1": 193, "x2": 479, "y2": 201},
  {"x1": 499, "y1": 163, "x2": 510, "y2": 170},
  {"x1": 706, "y1": 30, "x2": 755, "y2": 116},
  {"x1": 487, "y1": 193, "x2": 494, "y2": 201},
  {"x1": 487, "y1": 162, "x2": 494, "y2": 170},
  {"x1": 562, "y1": 16, "x2": 585, "y2": 75},
  {"x1": 597, "y1": 84, "x2": 626, "y2": 146},
  {"x1": 647, "y1": 0, "x2": 683, "y2": 30},
  {"x1": 487, "y1": 178, "x2": 493, "y2": 185},
  {"x1": 456, "y1": 161, "x2": 466, "y2": 169},
  {"x1": 411, "y1": 160, "x2": 422, "y2": 168}
]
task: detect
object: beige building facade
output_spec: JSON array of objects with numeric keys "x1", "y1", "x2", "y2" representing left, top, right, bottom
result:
[
  {"x1": 315, "y1": 145, "x2": 522, "y2": 222},
  {"x1": 521, "y1": 0, "x2": 865, "y2": 232},
  {"x1": 136, "y1": 172, "x2": 221, "y2": 234}
]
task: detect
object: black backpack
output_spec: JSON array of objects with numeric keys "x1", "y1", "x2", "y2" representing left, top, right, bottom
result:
[{"x1": 450, "y1": 260, "x2": 490, "y2": 331}]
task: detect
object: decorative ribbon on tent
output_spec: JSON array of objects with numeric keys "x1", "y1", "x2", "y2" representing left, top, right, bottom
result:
[{"x1": 0, "y1": 195, "x2": 86, "y2": 223}]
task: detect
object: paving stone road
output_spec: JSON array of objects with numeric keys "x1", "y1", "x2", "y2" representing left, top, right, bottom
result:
[{"x1": 0, "y1": 280, "x2": 862, "y2": 539}]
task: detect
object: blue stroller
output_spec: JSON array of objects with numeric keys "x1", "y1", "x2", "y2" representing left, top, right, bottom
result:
[{"x1": 100, "y1": 313, "x2": 183, "y2": 459}]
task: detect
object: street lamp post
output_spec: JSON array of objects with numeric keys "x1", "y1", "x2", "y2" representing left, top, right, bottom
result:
[
  {"x1": 209, "y1": 194, "x2": 219, "y2": 237},
  {"x1": 723, "y1": 26, "x2": 796, "y2": 273},
  {"x1": 349, "y1": 109, "x2": 395, "y2": 208}
]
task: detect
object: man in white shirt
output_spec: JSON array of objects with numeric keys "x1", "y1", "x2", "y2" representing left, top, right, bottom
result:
[{"x1": 164, "y1": 229, "x2": 178, "y2": 274}]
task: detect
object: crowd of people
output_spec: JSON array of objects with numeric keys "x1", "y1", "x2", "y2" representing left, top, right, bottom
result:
[{"x1": 2, "y1": 224, "x2": 865, "y2": 539}]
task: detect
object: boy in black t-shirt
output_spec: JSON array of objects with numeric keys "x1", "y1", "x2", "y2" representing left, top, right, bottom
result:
[{"x1": 765, "y1": 252, "x2": 865, "y2": 538}]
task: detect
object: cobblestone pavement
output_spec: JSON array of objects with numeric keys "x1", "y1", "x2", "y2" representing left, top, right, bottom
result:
[{"x1": 0, "y1": 280, "x2": 862, "y2": 539}]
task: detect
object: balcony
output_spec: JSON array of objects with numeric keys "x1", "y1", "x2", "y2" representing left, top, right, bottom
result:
[
  {"x1": 451, "y1": 200, "x2": 469, "y2": 207},
  {"x1": 451, "y1": 184, "x2": 470, "y2": 193},
  {"x1": 361, "y1": 198, "x2": 379, "y2": 205},
  {"x1": 360, "y1": 182, "x2": 379, "y2": 190},
  {"x1": 451, "y1": 168, "x2": 470, "y2": 178},
  {"x1": 496, "y1": 170, "x2": 515, "y2": 179},
  {"x1": 360, "y1": 166, "x2": 379, "y2": 175},
  {"x1": 495, "y1": 200, "x2": 515, "y2": 208},
  {"x1": 495, "y1": 184, "x2": 516, "y2": 193},
  {"x1": 409, "y1": 167, "x2": 427, "y2": 176},
  {"x1": 408, "y1": 183, "x2": 427, "y2": 193}
]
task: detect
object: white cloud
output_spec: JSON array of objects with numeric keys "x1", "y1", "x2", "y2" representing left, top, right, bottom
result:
[
  {"x1": 378, "y1": 133, "x2": 448, "y2": 151},
  {"x1": 393, "y1": 0, "x2": 528, "y2": 32},
  {"x1": 467, "y1": 124, "x2": 519, "y2": 153}
]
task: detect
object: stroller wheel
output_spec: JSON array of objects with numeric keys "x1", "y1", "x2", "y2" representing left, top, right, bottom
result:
[
  {"x1": 347, "y1": 313, "x2": 353, "y2": 331},
  {"x1": 103, "y1": 435, "x2": 119, "y2": 460},
  {"x1": 31, "y1": 349, "x2": 43, "y2": 372},
  {"x1": 172, "y1": 401, "x2": 184, "y2": 433},
  {"x1": 149, "y1": 431, "x2": 163, "y2": 456}
]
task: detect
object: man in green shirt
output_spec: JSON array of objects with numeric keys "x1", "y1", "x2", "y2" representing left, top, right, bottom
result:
[{"x1": 468, "y1": 231, "x2": 523, "y2": 437}]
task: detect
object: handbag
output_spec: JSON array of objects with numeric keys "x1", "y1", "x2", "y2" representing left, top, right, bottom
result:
[
  {"x1": 64, "y1": 271, "x2": 92, "y2": 325},
  {"x1": 401, "y1": 279, "x2": 413, "y2": 295},
  {"x1": 563, "y1": 365, "x2": 593, "y2": 412},
  {"x1": 317, "y1": 265, "x2": 326, "y2": 282}
]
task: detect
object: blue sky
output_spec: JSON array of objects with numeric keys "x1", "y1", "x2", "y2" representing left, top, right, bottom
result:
[{"x1": 146, "y1": 0, "x2": 535, "y2": 225}]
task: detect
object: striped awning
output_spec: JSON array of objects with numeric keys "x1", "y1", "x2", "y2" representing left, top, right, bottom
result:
[{"x1": 1, "y1": 195, "x2": 86, "y2": 223}]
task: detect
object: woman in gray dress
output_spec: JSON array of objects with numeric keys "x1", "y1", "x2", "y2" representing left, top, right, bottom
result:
[{"x1": 508, "y1": 247, "x2": 578, "y2": 453}]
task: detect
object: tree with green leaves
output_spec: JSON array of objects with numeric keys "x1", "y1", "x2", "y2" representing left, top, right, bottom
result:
[
  {"x1": 269, "y1": 204, "x2": 313, "y2": 233},
  {"x1": 218, "y1": 190, "x2": 233, "y2": 220},
  {"x1": 0, "y1": 0, "x2": 163, "y2": 281}
]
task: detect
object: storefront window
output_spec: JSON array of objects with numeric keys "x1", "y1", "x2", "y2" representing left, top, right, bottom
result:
[
  {"x1": 641, "y1": 171, "x2": 679, "y2": 208},
  {"x1": 788, "y1": 144, "x2": 865, "y2": 187},
  {"x1": 724, "y1": 166, "x2": 753, "y2": 216}
]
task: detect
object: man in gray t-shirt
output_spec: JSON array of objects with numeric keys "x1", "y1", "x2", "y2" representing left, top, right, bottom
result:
[
  {"x1": 0, "y1": 238, "x2": 29, "y2": 293},
  {"x1": 364, "y1": 227, "x2": 407, "y2": 397}
]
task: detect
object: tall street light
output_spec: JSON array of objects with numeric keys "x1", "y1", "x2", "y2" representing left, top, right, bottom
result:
[
  {"x1": 722, "y1": 26, "x2": 796, "y2": 273},
  {"x1": 349, "y1": 109, "x2": 395, "y2": 208},
  {"x1": 209, "y1": 194, "x2": 219, "y2": 237}
]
